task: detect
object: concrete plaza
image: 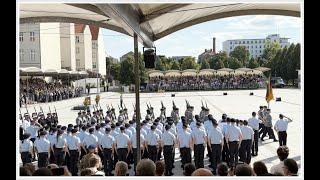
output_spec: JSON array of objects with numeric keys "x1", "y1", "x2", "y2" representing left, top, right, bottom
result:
[{"x1": 19, "y1": 88, "x2": 302, "y2": 176}]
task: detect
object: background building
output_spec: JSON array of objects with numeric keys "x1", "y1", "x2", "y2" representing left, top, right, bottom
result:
[
  {"x1": 60, "y1": 23, "x2": 76, "y2": 71},
  {"x1": 19, "y1": 23, "x2": 62, "y2": 70},
  {"x1": 222, "y1": 34, "x2": 289, "y2": 58},
  {"x1": 75, "y1": 24, "x2": 92, "y2": 71},
  {"x1": 198, "y1": 37, "x2": 216, "y2": 64}
]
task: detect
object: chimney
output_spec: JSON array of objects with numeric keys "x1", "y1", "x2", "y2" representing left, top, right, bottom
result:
[{"x1": 212, "y1": 37, "x2": 216, "y2": 54}]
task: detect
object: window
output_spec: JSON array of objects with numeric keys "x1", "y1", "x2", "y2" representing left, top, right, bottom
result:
[
  {"x1": 260, "y1": 50, "x2": 262, "y2": 53},
  {"x1": 247, "y1": 41, "x2": 249, "y2": 44},
  {"x1": 92, "y1": 42, "x2": 97, "y2": 49},
  {"x1": 243, "y1": 41, "x2": 245, "y2": 44},
  {"x1": 255, "y1": 40, "x2": 257, "y2": 43},
  {"x1": 256, "y1": 45, "x2": 257, "y2": 48},
  {"x1": 19, "y1": 32, "x2": 23, "y2": 42},
  {"x1": 76, "y1": 59, "x2": 80, "y2": 67},
  {"x1": 20, "y1": 49, "x2": 24, "y2": 61},
  {"x1": 251, "y1": 46, "x2": 253, "y2": 48},
  {"x1": 93, "y1": 52, "x2": 96, "y2": 59},
  {"x1": 93, "y1": 62, "x2": 96, "y2": 68},
  {"x1": 76, "y1": 47, "x2": 80, "y2": 54},
  {"x1": 251, "y1": 41, "x2": 253, "y2": 43},
  {"x1": 230, "y1": 42, "x2": 232, "y2": 45},
  {"x1": 259, "y1": 40, "x2": 261, "y2": 43},
  {"x1": 30, "y1": 50, "x2": 35, "y2": 61},
  {"x1": 260, "y1": 45, "x2": 262, "y2": 48},
  {"x1": 76, "y1": 36, "x2": 80, "y2": 43},
  {"x1": 30, "y1": 32, "x2": 35, "y2": 41},
  {"x1": 230, "y1": 47, "x2": 232, "y2": 50}
]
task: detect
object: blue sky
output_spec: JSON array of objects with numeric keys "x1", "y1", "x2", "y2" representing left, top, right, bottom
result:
[{"x1": 102, "y1": 15, "x2": 301, "y2": 60}]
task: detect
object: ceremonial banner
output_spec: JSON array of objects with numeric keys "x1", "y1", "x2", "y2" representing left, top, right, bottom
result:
[{"x1": 265, "y1": 76, "x2": 274, "y2": 103}]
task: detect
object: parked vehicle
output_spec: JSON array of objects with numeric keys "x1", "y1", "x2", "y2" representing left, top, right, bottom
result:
[{"x1": 271, "y1": 77, "x2": 285, "y2": 88}]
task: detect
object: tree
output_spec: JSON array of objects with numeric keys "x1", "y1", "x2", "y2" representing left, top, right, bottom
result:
[
  {"x1": 171, "y1": 60, "x2": 180, "y2": 70},
  {"x1": 181, "y1": 57, "x2": 198, "y2": 70},
  {"x1": 109, "y1": 63, "x2": 120, "y2": 81},
  {"x1": 227, "y1": 57, "x2": 243, "y2": 69},
  {"x1": 200, "y1": 59, "x2": 210, "y2": 69},
  {"x1": 261, "y1": 40, "x2": 281, "y2": 64},
  {"x1": 155, "y1": 57, "x2": 165, "y2": 71},
  {"x1": 229, "y1": 46, "x2": 249, "y2": 66},
  {"x1": 248, "y1": 58, "x2": 259, "y2": 69},
  {"x1": 209, "y1": 51, "x2": 227, "y2": 69},
  {"x1": 119, "y1": 52, "x2": 146, "y2": 85}
]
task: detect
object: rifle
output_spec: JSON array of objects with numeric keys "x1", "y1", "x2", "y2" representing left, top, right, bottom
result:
[
  {"x1": 54, "y1": 106, "x2": 57, "y2": 116},
  {"x1": 149, "y1": 102, "x2": 152, "y2": 109},
  {"x1": 33, "y1": 107, "x2": 37, "y2": 114},
  {"x1": 25, "y1": 106, "x2": 29, "y2": 115},
  {"x1": 146, "y1": 102, "x2": 150, "y2": 110},
  {"x1": 107, "y1": 104, "x2": 110, "y2": 111},
  {"x1": 118, "y1": 104, "x2": 121, "y2": 111},
  {"x1": 201, "y1": 100, "x2": 204, "y2": 108},
  {"x1": 185, "y1": 99, "x2": 189, "y2": 109},
  {"x1": 172, "y1": 100, "x2": 176, "y2": 109},
  {"x1": 49, "y1": 106, "x2": 52, "y2": 114},
  {"x1": 40, "y1": 106, "x2": 44, "y2": 114},
  {"x1": 132, "y1": 103, "x2": 135, "y2": 110},
  {"x1": 205, "y1": 102, "x2": 208, "y2": 108}
]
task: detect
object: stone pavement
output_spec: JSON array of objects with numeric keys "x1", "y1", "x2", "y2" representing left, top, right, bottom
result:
[{"x1": 19, "y1": 89, "x2": 302, "y2": 176}]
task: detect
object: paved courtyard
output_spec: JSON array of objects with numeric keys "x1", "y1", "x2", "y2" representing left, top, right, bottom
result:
[{"x1": 19, "y1": 88, "x2": 302, "y2": 176}]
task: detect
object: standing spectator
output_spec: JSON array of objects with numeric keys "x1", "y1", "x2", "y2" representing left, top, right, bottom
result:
[
  {"x1": 155, "y1": 161, "x2": 165, "y2": 176},
  {"x1": 88, "y1": 156, "x2": 104, "y2": 176},
  {"x1": 191, "y1": 168, "x2": 213, "y2": 176},
  {"x1": 216, "y1": 162, "x2": 229, "y2": 176},
  {"x1": 253, "y1": 161, "x2": 274, "y2": 176},
  {"x1": 235, "y1": 164, "x2": 254, "y2": 176},
  {"x1": 183, "y1": 163, "x2": 196, "y2": 176},
  {"x1": 283, "y1": 159, "x2": 298, "y2": 176},
  {"x1": 270, "y1": 146, "x2": 289, "y2": 175},
  {"x1": 136, "y1": 159, "x2": 156, "y2": 176}
]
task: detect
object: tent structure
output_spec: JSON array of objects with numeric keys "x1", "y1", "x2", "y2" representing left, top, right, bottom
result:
[
  {"x1": 164, "y1": 70, "x2": 181, "y2": 77},
  {"x1": 181, "y1": 69, "x2": 197, "y2": 76},
  {"x1": 254, "y1": 67, "x2": 271, "y2": 72},
  {"x1": 198, "y1": 69, "x2": 215, "y2": 76},
  {"x1": 20, "y1": 3, "x2": 300, "y2": 48},
  {"x1": 147, "y1": 70, "x2": 164, "y2": 77}
]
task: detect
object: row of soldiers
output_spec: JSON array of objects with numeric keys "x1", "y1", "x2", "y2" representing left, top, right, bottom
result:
[{"x1": 19, "y1": 101, "x2": 292, "y2": 176}]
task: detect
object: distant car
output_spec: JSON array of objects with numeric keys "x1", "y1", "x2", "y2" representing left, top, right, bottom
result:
[{"x1": 271, "y1": 77, "x2": 285, "y2": 88}]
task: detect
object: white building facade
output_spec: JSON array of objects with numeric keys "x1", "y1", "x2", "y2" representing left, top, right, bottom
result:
[
  {"x1": 60, "y1": 23, "x2": 76, "y2": 71},
  {"x1": 222, "y1": 34, "x2": 290, "y2": 59},
  {"x1": 19, "y1": 23, "x2": 61, "y2": 70}
]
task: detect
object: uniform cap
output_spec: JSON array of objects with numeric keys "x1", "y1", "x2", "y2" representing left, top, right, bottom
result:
[
  {"x1": 151, "y1": 125, "x2": 156, "y2": 130},
  {"x1": 105, "y1": 127, "x2": 111, "y2": 132},
  {"x1": 71, "y1": 129, "x2": 78, "y2": 133},
  {"x1": 165, "y1": 124, "x2": 171, "y2": 131},
  {"x1": 39, "y1": 131, "x2": 47, "y2": 136},
  {"x1": 88, "y1": 144, "x2": 96, "y2": 150},
  {"x1": 120, "y1": 126, "x2": 125, "y2": 131},
  {"x1": 196, "y1": 122, "x2": 201, "y2": 126}
]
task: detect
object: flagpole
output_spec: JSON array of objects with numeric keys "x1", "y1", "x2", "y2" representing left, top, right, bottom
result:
[{"x1": 268, "y1": 102, "x2": 270, "y2": 109}]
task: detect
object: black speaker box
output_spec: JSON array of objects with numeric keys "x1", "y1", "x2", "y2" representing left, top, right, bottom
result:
[
  {"x1": 276, "y1": 97, "x2": 281, "y2": 101},
  {"x1": 171, "y1": 94, "x2": 175, "y2": 97},
  {"x1": 250, "y1": 92, "x2": 254, "y2": 95},
  {"x1": 223, "y1": 92, "x2": 227, "y2": 95}
]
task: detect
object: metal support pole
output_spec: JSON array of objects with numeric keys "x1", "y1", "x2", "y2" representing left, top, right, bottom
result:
[{"x1": 134, "y1": 33, "x2": 141, "y2": 163}]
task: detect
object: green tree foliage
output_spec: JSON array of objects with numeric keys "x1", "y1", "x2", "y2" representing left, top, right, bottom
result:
[
  {"x1": 227, "y1": 57, "x2": 243, "y2": 69},
  {"x1": 171, "y1": 60, "x2": 180, "y2": 70},
  {"x1": 261, "y1": 40, "x2": 281, "y2": 63},
  {"x1": 248, "y1": 58, "x2": 259, "y2": 69},
  {"x1": 181, "y1": 57, "x2": 198, "y2": 70},
  {"x1": 229, "y1": 46, "x2": 249, "y2": 66},
  {"x1": 209, "y1": 51, "x2": 227, "y2": 69},
  {"x1": 119, "y1": 52, "x2": 146, "y2": 85},
  {"x1": 200, "y1": 59, "x2": 210, "y2": 69}
]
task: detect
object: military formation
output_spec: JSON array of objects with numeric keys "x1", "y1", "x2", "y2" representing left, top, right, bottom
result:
[{"x1": 19, "y1": 97, "x2": 293, "y2": 176}]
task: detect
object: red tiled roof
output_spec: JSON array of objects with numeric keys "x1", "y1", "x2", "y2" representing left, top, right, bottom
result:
[
  {"x1": 74, "y1": 24, "x2": 85, "y2": 33},
  {"x1": 89, "y1": 25, "x2": 99, "y2": 40}
]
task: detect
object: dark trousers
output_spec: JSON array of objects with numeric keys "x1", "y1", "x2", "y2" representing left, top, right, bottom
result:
[
  {"x1": 261, "y1": 126, "x2": 276, "y2": 140},
  {"x1": 163, "y1": 145, "x2": 174, "y2": 175},
  {"x1": 278, "y1": 131, "x2": 287, "y2": 146},
  {"x1": 80, "y1": 146, "x2": 86, "y2": 160},
  {"x1": 113, "y1": 150, "x2": 118, "y2": 169},
  {"x1": 69, "y1": 150, "x2": 80, "y2": 176},
  {"x1": 157, "y1": 146, "x2": 163, "y2": 161},
  {"x1": 258, "y1": 123, "x2": 265, "y2": 137},
  {"x1": 210, "y1": 144, "x2": 222, "y2": 174},
  {"x1": 252, "y1": 130, "x2": 259, "y2": 155},
  {"x1": 21, "y1": 152, "x2": 32, "y2": 166},
  {"x1": 117, "y1": 148, "x2": 128, "y2": 162},
  {"x1": 194, "y1": 144, "x2": 205, "y2": 169},
  {"x1": 207, "y1": 143, "x2": 212, "y2": 163},
  {"x1": 172, "y1": 148, "x2": 175, "y2": 166},
  {"x1": 222, "y1": 138, "x2": 230, "y2": 166},
  {"x1": 65, "y1": 150, "x2": 71, "y2": 169},
  {"x1": 228, "y1": 141, "x2": 239, "y2": 167},
  {"x1": 239, "y1": 140, "x2": 252, "y2": 164},
  {"x1": 103, "y1": 148, "x2": 113, "y2": 175},
  {"x1": 148, "y1": 145, "x2": 158, "y2": 163},
  {"x1": 180, "y1": 147, "x2": 191, "y2": 167},
  {"x1": 54, "y1": 148, "x2": 65, "y2": 166},
  {"x1": 38, "y1": 152, "x2": 49, "y2": 168},
  {"x1": 49, "y1": 150, "x2": 55, "y2": 164}
]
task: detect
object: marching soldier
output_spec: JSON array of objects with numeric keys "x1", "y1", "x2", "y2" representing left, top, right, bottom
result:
[
  {"x1": 115, "y1": 126, "x2": 131, "y2": 162},
  {"x1": 76, "y1": 112, "x2": 83, "y2": 126},
  {"x1": 105, "y1": 110, "x2": 112, "y2": 122},
  {"x1": 91, "y1": 111, "x2": 98, "y2": 124},
  {"x1": 248, "y1": 112, "x2": 260, "y2": 156},
  {"x1": 82, "y1": 111, "x2": 88, "y2": 124},
  {"x1": 192, "y1": 122, "x2": 207, "y2": 169},
  {"x1": 145, "y1": 125, "x2": 160, "y2": 163},
  {"x1": 111, "y1": 108, "x2": 117, "y2": 122},
  {"x1": 172, "y1": 107, "x2": 180, "y2": 124},
  {"x1": 225, "y1": 118, "x2": 242, "y2": 167},
  {"x1": 34, "y1": 131, "x2": 51, "y2": 168},
  {"x1": 130, "y1": 126, "x2": 145, "y2": 172},
  {"x1": 118, "y1": 110, "x2": 125, "y2": 124},
  {"x1": 199, "y1": 106, "x2": 206, "y2": 121},
  {"x1": 207, "y1": 119, "x2": 224, "y2": 175},
  {"x1": 161, "y1": 124, "x2": 176, "y2": 176},
  {"x1": 52, "y1": 129, "x2": 68, "y2": 166},
  {"x1": 274, "y1": 114, "x2": 293, "y2": 146},
  {"x1": 239, "y1": 120, "x2": 254, "y2": 164},
  {"x1": 261, "y1": 109, "x2": 278, "y2": 142},
  {"x1": 178, "y1": 124, "x2": 192, "y2": 169},
  {"x1": 159, "y1": 108, "x2": 166, "y2": 124},
  {"x1": 110, "y1": 124, "x2": 119, "y2": 168},
  {"x1": 123, "y1": 108, "x2": 129, "y2": 122},
  {"x1": 222, "y1": 117, "x2": 231, "y2": 166},
  {"x1": 68, "y1": 128, "x2": 81, "y2": 176},
  {"x1": 20, "y1": 133, "x2": 34, "y2": 166},
  {"x1": 98, "y1": 127, "x2": 115, "y2": 176},
  {"x1": 82, "y1": 128, "x2": 98, "y2": 152}
]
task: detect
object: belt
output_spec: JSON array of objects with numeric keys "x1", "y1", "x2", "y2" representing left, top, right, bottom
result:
[
  {"x1": 103, "y1": 148, "x2": 112, "y2": 150},
  {"x1": 195, "y1": 143, "x2": 204, "y2": 145},
  {"x1": 38, "y1": 152, "x2": 49, "y2": 154},
  {"x1": 55, "y1": 148, "x2": 63, "y2": 150},
  {"x1": 148, "y1": 145, "x2": 157, "y2": 147},
  {"x1": 279, "y1": 131, "x2": 287, "y2": 132},
  {"x1": 118, "y1": 148, "x2": 127, "y2": 149},
  {"x1": 69, "y1": 149, "x2": 78, "y2": 151},
  {"x1": 164, "y1": 145, "x2": 173, "y2": 146},
  {"x1": 243, "y1": 139, "x2": 252, "y2": 141}
]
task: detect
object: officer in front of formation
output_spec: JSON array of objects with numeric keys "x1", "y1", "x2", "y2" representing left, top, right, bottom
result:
[
  {"x1": 191, "y1": 122, "x2": 207, "y2": 169},
  {"x1": 274, "y1": 114, "x2": 293, "y2": 146},
  {"x1": 161, "y1": 124, "x2": 176, "y2": 176},
  {"x1": 34, "y1": 131, "x2": 51, "y2": 168},
  {"x1": 248, "y1": 112, "x2": 260, "y2": 156},
  {"x1": 207, "y1": 119, "x2": 224, "y2": 175},
  {"x1": 261, "y1": 109, "x2": 278, "y2": 142},
  {"x1": 98, "y1": 127, "x2": 115, "y2": 176},
  {"x1": 115, "y1": 126, "x2": 131, "y2": 162},
  {"x1": 225, "y1": 118, "x2": 242, "y2": 168},
  {"x1": 145, "y1": 125, "x2": 160, "y2": 163}
]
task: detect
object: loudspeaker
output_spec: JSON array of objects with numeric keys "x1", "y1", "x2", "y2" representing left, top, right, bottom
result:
[
  {"x1": 223, "y1": 92, "x2": 227, "y2": 95},
  {"x1": 276, "y1": 97, "x2": 281, "y2": 101},
  {"x1": 171, "y1": 94, "x2": 175, "y2": 97},
  {"x1": 250, "y1": 92, "x2": 254, "y2": 95},
  {"x1": 143, "y1": 47, "x2": 156, "y2": 68}
]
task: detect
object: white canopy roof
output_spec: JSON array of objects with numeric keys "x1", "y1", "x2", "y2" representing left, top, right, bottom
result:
[
  {"x1": 198, "y1": 69, "x2": 215, "y2": 76},
  {"x1": 164, "y1": 70, "x2": 181, "y2": 77},
  {"x1": 148, "y1": 70, "x2": 164, "y2": 77},
  {"x1": 20, "y1": 3, "x2": 300, "y2": 47}
]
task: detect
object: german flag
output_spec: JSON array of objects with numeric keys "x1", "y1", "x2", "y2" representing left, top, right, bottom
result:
[{"x1": 265, "y1": 76, "x2": 274, "y2": 103}]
